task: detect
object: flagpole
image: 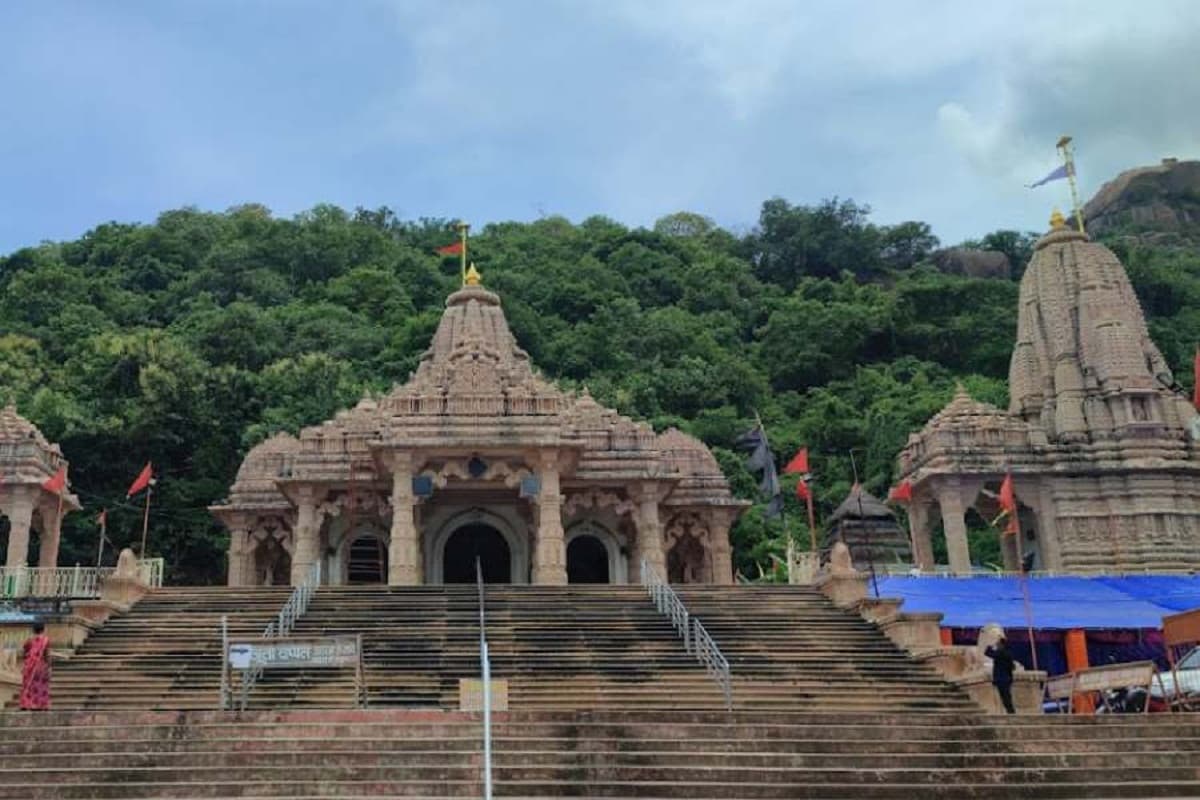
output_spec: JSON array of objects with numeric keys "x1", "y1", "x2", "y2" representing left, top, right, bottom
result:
[
  {"x1": 140, "y1": 485, "x2": 152, "y2": 557},
  {"x1": 457, "y1": 220, "x2": 469, "y2": 287},
  {"x1": 97, "y1": 511, "x2": 106, "y2": 568},
  {"x1": 805, "y1": 489, "x2": 817, "y2": 555},
  {"x1": 54, "y1": 476, "x2": 65, "y2": 569},
  {"x1": 1056, "y1": 136, "x2": 1085, "y2": 234}
]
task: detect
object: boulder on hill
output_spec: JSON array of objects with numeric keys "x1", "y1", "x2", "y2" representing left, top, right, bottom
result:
[
  {"x1": 931, "y1": 247, "x2": 1011, "y2": 280},
  {"x1": 1083, "y1": 158, "x2": 1200, "y2": 242}
]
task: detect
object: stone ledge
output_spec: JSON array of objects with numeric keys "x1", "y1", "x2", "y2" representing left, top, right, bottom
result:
[
  {"x1": 815, "y1": 571, "x2": 868, "y2": 608},
  {"x1": 953, "y1": 670, "x2": 1047, "y2": 715},
  {"x1": 878, "y1": 611, "x2": 944, "y2": 650}
]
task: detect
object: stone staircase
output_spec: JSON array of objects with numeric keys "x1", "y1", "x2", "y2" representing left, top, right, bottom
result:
[
  {"x1": 2, "y1": 708, "x2": 1200, "y2": 798},
  {"x1": 47, "y1": 587, "x2": 291, "y2": 710},
  {"x1": 38, "y1": 584, "x2": 973, "y2": 712}
]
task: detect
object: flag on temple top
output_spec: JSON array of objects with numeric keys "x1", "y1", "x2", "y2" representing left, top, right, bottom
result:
[
  {"x1": 795, "y1": 478, "x2": 811, "y2": 501},
  {"x1": 997, "y1": 473, "x2": 1019, "y2": 535},
  {"x1": 783, "y1": 448, "x2": 809, "y2": 475},
  {"x1": 1027, "y1": 163, "x2": 1071, "y2": 189},
  {"x1": 1193, "y1": 347, "x2": 1200, "y2": 411},
  {"x1": 127, "y1": 462, "x2": 153, "y2": 497},
  {"x1": 436, "y1": 241, "x2": 464, "y2": 256},
  {"x1": 41, "y1": 466, "x2": 66, "y2": 494},
  {"x1": 736, "y1": 424, "x2": 783, "y2": 519},
  {"x1": 887, "y1": 480, "x2": 913, "y2": 504}
]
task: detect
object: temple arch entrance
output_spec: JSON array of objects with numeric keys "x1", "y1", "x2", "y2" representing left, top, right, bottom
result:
[
  {"x1": 442, "y1": 524, "x2": 511, "y2": 583},
  {"x1": 254, "y1": 536, "x2": 291, "y2": 586},
  {"x1": 667, "y1": 533, "x2": 709, "y2": 584},
  {"x1": 567, "y1": 535, "x2": 609, "y2": 583}
]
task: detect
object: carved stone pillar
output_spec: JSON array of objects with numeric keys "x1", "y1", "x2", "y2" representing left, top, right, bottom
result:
[
  {"x1": 389, "y1": 453, "x2": 421, "y2": 585},
  {"x1": 709, "y1": 512, "x2": 735, "y2": 585},
  {"x1": 227, "y1": 527, "x2": 249, "y2": 587},
  {"x1": 939, "y1": 485, "x2": 971, "y2": 575},
  {"x1": 635, "y1": 483, "x2": 667, "y2": 581},
  {"x1": 909, "y1": 501, "x2": 935, "y2": 570},
  {"x1": 290, "y1": 490, "x2": 321, "y2": 586},
  {"x1": 37, "y1": 503, "x2": 62, "y2": 569},
  {"x1": 4, "y1": 490, "x2": 35, "y2": 569},
  {"x1": 532, "y1": 455, "x2": 566, "y2": 585}
]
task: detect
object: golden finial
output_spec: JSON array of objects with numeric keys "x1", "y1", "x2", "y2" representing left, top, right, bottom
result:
[
  {"x1": 465, "y1": 263, "x2": 482, "y2": 286},
  {"x1": 1049, "y1": 208, "x2": 1067, "y2": 230}
]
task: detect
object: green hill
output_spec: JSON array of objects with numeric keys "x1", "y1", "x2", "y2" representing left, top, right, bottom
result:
[{"x1": 2, "y1": 199, "x2": 1199, "y2": 583}]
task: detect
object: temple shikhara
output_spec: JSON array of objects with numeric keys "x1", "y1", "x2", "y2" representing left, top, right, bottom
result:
[
  {"x1": 897, "y1": 212, "x2": 1200, "y2": 573},
  {"x1": 210, "y1": 268, "x2": 746, "y2": 588}
]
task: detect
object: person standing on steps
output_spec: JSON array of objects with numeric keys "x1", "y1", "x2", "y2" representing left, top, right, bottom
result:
[
  {"x1": 985, "y1": 635, "x2": 1017, "y2": 714},
  {"x1": 20, "y1": 621, "x2": 52, "y2": 711}
]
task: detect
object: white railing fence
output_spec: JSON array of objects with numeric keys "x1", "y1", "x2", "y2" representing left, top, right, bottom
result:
[
  {"x1": 640, "y1": 558, "x2": 733, "y2": 710},
  {"x1": 0, "y1": 559, "x2": 165, "y2": 600},
  {"x1": 233, "y1": 561, "x2": 321, "y2": 711}
]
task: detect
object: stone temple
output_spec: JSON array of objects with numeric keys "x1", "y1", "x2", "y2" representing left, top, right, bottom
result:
[
  {"x1": 0, "y1": 405, "x2": 79, "y2": 571},
  {"x1": 898, "y1": 212, "x2": 1200, "y2": 573},
  {"x1": 210, "y1": 270, "x2": 746, "y2": 587}
]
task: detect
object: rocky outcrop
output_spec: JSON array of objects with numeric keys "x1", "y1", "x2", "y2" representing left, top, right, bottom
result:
[
  {"x1": 930, "y1": 247, "x2": 1011, "y2": 280},
  {"x1": 1083, "y1": 158, "x2": 1200, "y2": 242}
]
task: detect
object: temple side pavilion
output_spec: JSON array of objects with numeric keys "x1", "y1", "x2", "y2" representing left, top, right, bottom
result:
[{"x1": 211, "y1": 271, "x2": 747, "y2": 587}]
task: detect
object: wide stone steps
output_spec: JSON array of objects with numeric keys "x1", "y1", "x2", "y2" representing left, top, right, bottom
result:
[{"x1": 2, "y1": 709, "x2": 1200, "y2": 798}]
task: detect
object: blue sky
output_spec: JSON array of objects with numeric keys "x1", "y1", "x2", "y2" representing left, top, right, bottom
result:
[{"x1": 2, "y1": 0, "x2": 1198, "y2": 254}]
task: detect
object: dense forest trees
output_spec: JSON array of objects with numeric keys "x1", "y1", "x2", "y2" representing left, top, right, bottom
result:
[{"x1": 1, "y1": 199, "x2": 1198, "y2": 583}]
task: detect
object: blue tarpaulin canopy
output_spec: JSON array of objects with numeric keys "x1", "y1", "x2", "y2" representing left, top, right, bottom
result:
[{"x1": 876, "y1": 575, "x2": 1200, "y2": 630}]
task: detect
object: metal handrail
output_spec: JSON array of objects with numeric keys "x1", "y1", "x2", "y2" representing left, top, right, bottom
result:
[
  {"x1": 475, "y1": 558, "x2": 493, "y2": 800},
  {"x1": 640, "y1": 558, "x2": 733, "y2": 710},
  {"x1": 237, "y1": 561, "x2": 321, "y2": 710},
  {"x1": 0, "y1": 559, "x2": 166, "y2": 599}
]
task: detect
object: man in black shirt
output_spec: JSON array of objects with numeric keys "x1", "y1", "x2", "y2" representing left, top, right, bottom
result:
[{"x1": 985, "y1": 635, "x2": 1017, "y2": 714}]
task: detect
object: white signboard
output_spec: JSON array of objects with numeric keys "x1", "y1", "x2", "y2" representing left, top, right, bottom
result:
[{"x1": 228, "y1": 636, "x2": 360, "y2": 670}]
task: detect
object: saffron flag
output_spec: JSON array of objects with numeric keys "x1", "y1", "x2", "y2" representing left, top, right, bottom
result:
[
  {"x1": 795, "y1": 478, "x2": 810, "y2": 501},
  {"x1": 1193, "y1": 347, "x2": 1200, "y2": 411},
  {"x1": 41, "y1": 466, "x2": 66, "y2": 494},
  {"x1": 127, "y1": 462, "x2": 153, "y2": 497},
  {"x1": 436, "y1": 241, "x2": 464, "y2": 256},
  {"x1": 783, "y1": 448, "x2": 809, "y2": 475},
  {"x1": 997, "y1": 473, "x2": 1019, "y2": 535},
  {"x1": 1027, "y1": 163, "x2": 1071, "y2": 189},
  {"x1": 887, "y1": 480, "x2": 913, "y2": 504}
]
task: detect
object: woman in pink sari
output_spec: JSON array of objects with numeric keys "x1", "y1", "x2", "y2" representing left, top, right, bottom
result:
[{"x1": 20, "y1": 622, "x2": 51, "y2": 711}]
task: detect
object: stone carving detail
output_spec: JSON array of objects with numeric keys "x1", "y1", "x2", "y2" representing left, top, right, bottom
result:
[
  {"x1": 664, "y1": 511, "x2": 710, "y2": 549},
  {"x1": 828, "y1": 541, "x2": 856, "y2": 576},
  {"x1": 420, "y1": 459, "x2": 532, "y2": 490},
  {"x1": 563, "y1": 489, "x2": 635, "y2": 518}
]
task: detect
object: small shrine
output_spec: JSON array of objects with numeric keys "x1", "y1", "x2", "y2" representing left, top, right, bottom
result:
[
  {"x1": 0, "y1": 405, "x2": 80, "y2": 569},
  {"x1": 825, "y1": 484, "x2": 911, "y2": 570}
]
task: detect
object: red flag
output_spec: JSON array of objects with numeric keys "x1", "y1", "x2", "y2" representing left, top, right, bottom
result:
[
  {"x1": 888, "y1": 480, "x2": 913, "y2": 504},
  {"x1": 127, "y1": 462, "x2": 153, "y2": 497},
  {"x1": 41, "y1": 466, "x2": 66, "y2": 494},
  {"x1": 996, "y1": 473, "x2": 1019, "y2": 535},
  {"x1": 436, "y1": 241, "x2": 464, "y2": 256},
  {"x1": 795, "y1": 478, "x2": 810, "y2": 500},
  {"x1": 1193, "y1": 347, "x2": 1199, "y2": 411},
  {"x1": 783, "y1": 448, "x2": 809, "y2": 475}
]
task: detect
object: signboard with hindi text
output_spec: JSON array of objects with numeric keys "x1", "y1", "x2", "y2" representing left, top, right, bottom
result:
[{"x1": 228, "y1": 636, "x2": 361, "y2": 670}]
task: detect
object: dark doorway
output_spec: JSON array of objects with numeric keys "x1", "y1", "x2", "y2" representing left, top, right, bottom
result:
[
  {"x1": 443, "y1": 524, "x2": 511, "y2": 583},
  {"x1": 347, "y1": 535, "x2": 387, "y2": 584},
  {"x1": 255, "y1": 538, "x2": 291, "y2": 586},
  {"x1": 667, "y1": 534, "x2": 708, "y2": 584},
  {"x1": 567, "y1": 535, "x2": 610, "y2": 584}
]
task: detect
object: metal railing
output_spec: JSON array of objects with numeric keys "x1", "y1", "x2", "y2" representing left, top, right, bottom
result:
[
  {"x1": 234, "y1": 561, "x2": 321, "y2": 710},
  {"x1": 476, "y1": 558, "x2": 494, "y2": 800},
  {"x1": 640, "y1": 558, "x2": 733, "y2": 710},
  {"x1": 0, "y1": 559, "x2": 165, "y2": 599}
]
